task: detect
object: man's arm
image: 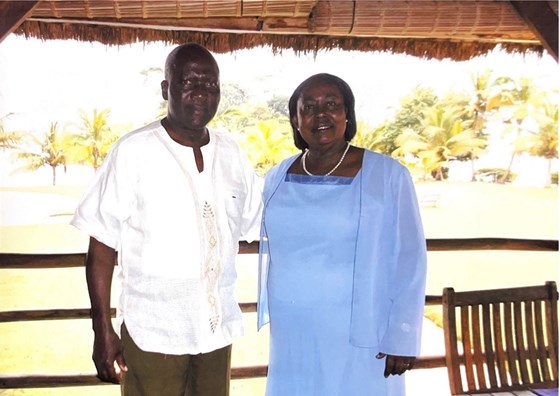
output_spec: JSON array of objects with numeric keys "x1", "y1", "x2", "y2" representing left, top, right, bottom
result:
[{"x1": 85, "y1": 237, "x2": 127, "y2": 383}]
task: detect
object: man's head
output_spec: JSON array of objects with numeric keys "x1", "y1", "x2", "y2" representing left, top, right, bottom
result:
[{"x1": 161, "y1": 43, "x2": 220, "y2": 132}]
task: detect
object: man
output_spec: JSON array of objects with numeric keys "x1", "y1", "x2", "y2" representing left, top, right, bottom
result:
[{"x1": 71, "y1": 43, "x2": 262, "y2": 395}]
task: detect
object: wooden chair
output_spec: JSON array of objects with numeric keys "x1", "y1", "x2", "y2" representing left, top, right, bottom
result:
[{"x1": 443, "y1": 281, "x2": 559, "y2": 395}]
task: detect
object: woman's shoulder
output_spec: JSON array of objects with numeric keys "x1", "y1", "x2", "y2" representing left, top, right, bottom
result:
[
  {"x1": 263, "y1": 154, "x2": 299, "y2": 187},
  {"x1": 268, "y1": 154, "x2": 300, "y2": 174},
  {"x1": 362, "y1": 149, "x2": 405, "y2": 170}
]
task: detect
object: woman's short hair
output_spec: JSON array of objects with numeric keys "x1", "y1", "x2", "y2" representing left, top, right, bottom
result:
[{"x1": 288, "y1": 73, "x2": 357, "y2": 150}]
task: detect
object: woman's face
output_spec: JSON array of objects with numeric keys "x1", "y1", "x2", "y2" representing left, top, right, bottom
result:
[{"x1": 293, "y1": 79, "x2": 347, "y2": 149}]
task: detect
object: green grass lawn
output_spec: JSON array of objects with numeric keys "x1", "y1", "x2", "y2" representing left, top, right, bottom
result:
[{"x1": 0, "y1": 182, "x2": 557, "y2": 395}]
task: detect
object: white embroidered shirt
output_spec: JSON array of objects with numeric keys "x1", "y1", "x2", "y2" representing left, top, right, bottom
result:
[{"x1": 71, "y1": 120, "x2": 263, "y2": 355}]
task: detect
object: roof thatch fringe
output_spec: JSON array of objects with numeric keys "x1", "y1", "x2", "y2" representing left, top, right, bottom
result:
[{"x1": 15, "y1": 20, "x2": 544, "y2": 61}]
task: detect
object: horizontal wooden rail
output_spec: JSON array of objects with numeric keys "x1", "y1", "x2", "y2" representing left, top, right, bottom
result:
[
  {"x1": 0, "y1": 238, "x2": 557, "y2": 269},
  {"x1": 0, "y1": 365, "x2": 270, "y2": 388},
  {"x1": 0, "y1": 357, "x2": 447, "y2": 388},
  {"x1": 425, "y1": 238, "x2": 558, "y2": 252},
  {"x1": 0, "y1": 298, "x2": 442, "y2": 323},
  {"x1": 0, "y1": 238, "x2": 555, "y2": 389},
  {"x1": 0, "y1": 303, "x2": 255, "y2": 323}
]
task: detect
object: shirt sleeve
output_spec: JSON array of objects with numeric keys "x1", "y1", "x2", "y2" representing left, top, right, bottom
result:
[
  {"x1": 70, "y1": 147, "x2": 134, "y2": 250},
  {"x1": 238, "y1": 152, "x2": 264, "y2": 243}
]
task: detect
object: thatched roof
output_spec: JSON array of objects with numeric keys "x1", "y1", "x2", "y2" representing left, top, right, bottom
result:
[{"x1": 2, "y1": 1, "x2": 558, "y2": 61}]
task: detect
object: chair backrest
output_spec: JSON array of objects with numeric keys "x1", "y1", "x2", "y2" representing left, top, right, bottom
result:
[{"x1": 443, "y1": 281, "x2": 559, "y2": 395}]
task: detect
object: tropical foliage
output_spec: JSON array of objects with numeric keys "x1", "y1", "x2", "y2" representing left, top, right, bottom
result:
[
  {"x1": 65, "y1": 108, "x2": 120, "y2": 169},
  {"x1": 12, "y1": 122, "x2": 70, "y2": 185},
  {"x1": 376, "y1": 86, "x2": 439, "y2": 156},
  {"x1": 393, "y1": 105, "x2": 486, "y2": 180},
  {"x1": 352, "y1": 121, "x2": 388, "y2": 153},
  {"x1": 238, "y1": 119, "x2": 297, "y2": 175},
  {"x1": 1, "y1": 71, "x2": 557, "y2": 185},
  {"x1": 210, "y1": 103, "x2": 297, "y2": 174},
  {"x1": 0, "y1": 113, "x2": 24, "y2": 151}
]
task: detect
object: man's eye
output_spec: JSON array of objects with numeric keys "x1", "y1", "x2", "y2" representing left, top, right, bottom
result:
[
  {"x1": 182, "y1": 79, "x2": 193, "y2": 86},
  {"x1": 205, "y1": 81, "x2": 218, "y2": 88}
]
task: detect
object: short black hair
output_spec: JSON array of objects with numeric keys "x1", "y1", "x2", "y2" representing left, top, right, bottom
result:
[
  {"x1": 164, "y1": 43, "x2": 219, "y2": 80},
  {"x1": 288, "y1": 73, "x2": 357, "y2": 150}
]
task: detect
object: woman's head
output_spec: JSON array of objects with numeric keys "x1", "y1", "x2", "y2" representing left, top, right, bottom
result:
[{"x1": 288, "y1": 73, "x2": 357, "y2": 150}]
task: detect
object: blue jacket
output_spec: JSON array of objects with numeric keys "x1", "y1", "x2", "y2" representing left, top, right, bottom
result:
[{"x1": 257, "y1": 149, "x2": 427, "y2": 356}]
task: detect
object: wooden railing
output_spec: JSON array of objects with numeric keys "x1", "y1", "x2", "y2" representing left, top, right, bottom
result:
[{"x1": 0, "y1": 238, "x2": 557, "y2": 389}]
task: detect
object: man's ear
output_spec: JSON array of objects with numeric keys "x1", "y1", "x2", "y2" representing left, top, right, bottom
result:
[{"x1": 161, "y1": 80, "x2": 169, "y2": 101}]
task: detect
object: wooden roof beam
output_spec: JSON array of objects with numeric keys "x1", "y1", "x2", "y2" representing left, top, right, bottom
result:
[
  {"x1": 25, "y1": 16, "x2": 310, "y2": 34},
  {"x1": 0, "y1": 1, "x2": 40, "y2": 44},
  {"x1": 510, "y1": 0, "x2": 558, "y2": 61}
]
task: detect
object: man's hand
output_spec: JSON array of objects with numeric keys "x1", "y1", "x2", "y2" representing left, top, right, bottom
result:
[
  {"x1": 92, "y1": 328, "x2": 127, "y2": 383},
  {"x1": 376, "y1": 353, "x2": 416, "y2": 378}
]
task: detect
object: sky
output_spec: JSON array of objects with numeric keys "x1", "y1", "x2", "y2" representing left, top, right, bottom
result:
[
  {"x1": 1, "y1": 33, "x2": 558, "y2": 137},
  {"x1": 0, "y1": 34, "x2": 558, "y2": 187}
]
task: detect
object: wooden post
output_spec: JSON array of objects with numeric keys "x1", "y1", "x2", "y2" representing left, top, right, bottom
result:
[{"x1": 0, "y1": 1, "x2": 40, "y2": 44}]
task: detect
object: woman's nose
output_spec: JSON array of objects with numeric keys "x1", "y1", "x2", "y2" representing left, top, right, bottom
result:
[{"x1": 313, "y1": 103, "x2": 328, "y2": 116}]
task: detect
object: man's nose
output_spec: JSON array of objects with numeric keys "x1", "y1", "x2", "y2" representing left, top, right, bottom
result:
[{"x1": 191, "y1": 86, "x2": 208, "y2": 99}]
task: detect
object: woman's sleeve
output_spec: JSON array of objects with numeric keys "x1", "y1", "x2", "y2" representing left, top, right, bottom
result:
[{"x1": 379, "y1": 166, "x2": 427, "y2": 356}]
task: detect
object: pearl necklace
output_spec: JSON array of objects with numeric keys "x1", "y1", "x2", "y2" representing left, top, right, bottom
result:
[{"x1": 302, "y1": 143, "x2": 351, "y2": 176}]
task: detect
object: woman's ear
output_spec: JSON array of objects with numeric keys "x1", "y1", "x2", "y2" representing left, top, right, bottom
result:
[{"x1": 290, "y1": 116, "x2": 299, "y2": 131}]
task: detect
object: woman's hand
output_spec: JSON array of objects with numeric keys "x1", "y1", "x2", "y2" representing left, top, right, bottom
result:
[{"x1": 376, "y1": 353, "x2": 416, "y2": 377}]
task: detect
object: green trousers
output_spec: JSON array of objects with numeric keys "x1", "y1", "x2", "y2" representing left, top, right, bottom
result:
[{"x1": 120, "y1": 323, "x2": 231, "y2": 396}]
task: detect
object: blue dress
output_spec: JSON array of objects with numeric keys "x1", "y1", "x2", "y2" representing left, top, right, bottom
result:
[{"x1": 264, "y1": 172, "x2": 401, "y2": 396}]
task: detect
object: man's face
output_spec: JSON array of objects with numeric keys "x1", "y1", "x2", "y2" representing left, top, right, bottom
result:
[{"x1": 163, "y1": 55, "x2": 220, "y2": 130}]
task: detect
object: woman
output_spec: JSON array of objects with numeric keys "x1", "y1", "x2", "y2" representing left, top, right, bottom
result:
[{"x1": 257, "y1": 73, "x2": 427, "y2": 395}]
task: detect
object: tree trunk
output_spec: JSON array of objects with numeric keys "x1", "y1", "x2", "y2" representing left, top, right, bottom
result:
[
  {"x1": 545, "y1": 157, "x2": 552, "y2": 187},
  {"x1": 499, "y1": 153, "x2": 516, "y2": 184}
]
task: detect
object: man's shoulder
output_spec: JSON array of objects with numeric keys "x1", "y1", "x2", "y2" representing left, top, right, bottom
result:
[
  {"x1": 209, "y1": 128, "x2": 243, "y2": 153},
  {"x1": 209, "y1": 128, "x2": 235, "y2": 143},
  {"x1": 113, "y1": 120, "x2": 162, "y2": 149}
]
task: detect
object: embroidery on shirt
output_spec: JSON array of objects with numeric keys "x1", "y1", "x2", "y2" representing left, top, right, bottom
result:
[{"x1": 202, "y1": 200, "x2": 222, "y2": 333}]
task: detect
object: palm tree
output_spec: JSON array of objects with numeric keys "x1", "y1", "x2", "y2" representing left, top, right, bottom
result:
[
  {"x1": 238, "y1": 119, "x2": 297, "y2": 175},
  {"x1": 522, "y1": 92, "x2": 558, "y2": 186},
  {"x1": 66, "y1": 108, "x2": 120, "y2": 169},
  {"x1": 395, "y1": 105, "x2": 486, "y2": 181},
  {"x1": 13, "y1": 122, "x2": 69, "y2": 185},
  {"x1": 377, "y1": 86, "x2": 439, "y2": 156},
  {"x1": 496, "y1": 76, "x2": 542, "y2": 183},
  {"x1": 352, "y1": 121, "x2": 388, "y2": 153},
  {"x1": 0, "y1": 113, "x2": 24, "y2": 151},
  {"x1": 209, "y1": 107, "x2": 247, "y2": 139},
  {"x1": 440, "y1": 90, "x2": 489, "y2": 180}
]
